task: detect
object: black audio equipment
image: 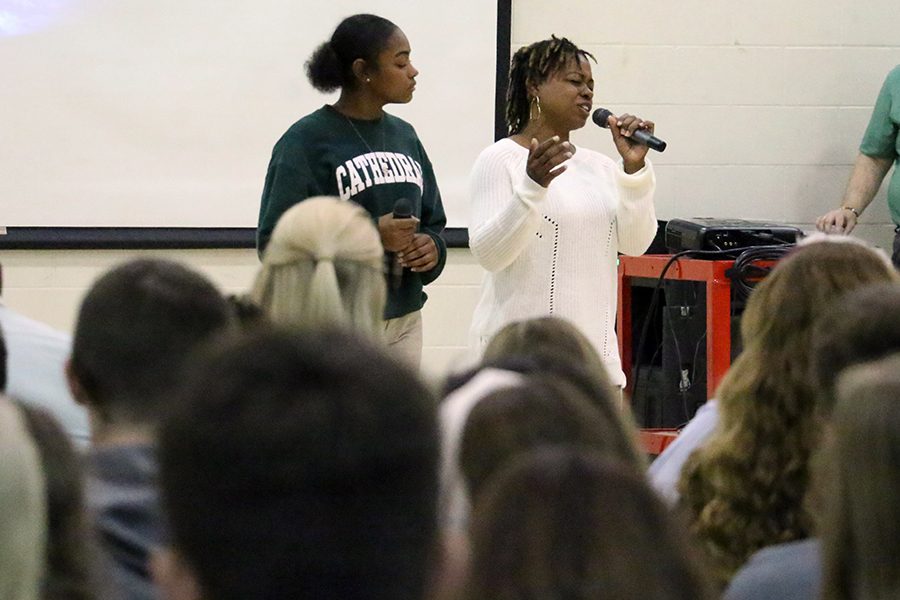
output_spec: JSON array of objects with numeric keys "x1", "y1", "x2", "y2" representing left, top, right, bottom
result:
[{"x1": 665, "y1": 218, "x2": 803, "y2": 253}]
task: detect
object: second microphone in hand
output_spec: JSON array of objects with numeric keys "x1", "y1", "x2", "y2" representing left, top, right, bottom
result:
[
  {"x1": 389, "y1": 197, "x2": 413, "y2": 290},
  {"x1": 592, "y1": 108, "x2": 667, "y2": 152}
]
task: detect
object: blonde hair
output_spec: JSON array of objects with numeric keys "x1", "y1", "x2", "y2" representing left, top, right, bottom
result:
[
  {"x1": 820, "y1": 354, "x2": 900, "y2": 600},
  {"x1": 251, "y1": 197, "x2": 386, "y2": 337},
  {"x1": 678, "y1": 237, "x2": 900, "y2": 586},
  {"x1": 0, "y1": 396, "x2": 46, "y2": 600}
]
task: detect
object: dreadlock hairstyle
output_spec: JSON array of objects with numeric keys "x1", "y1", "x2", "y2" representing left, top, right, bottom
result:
[{"x1": 506, "y1": 36, "x2": 596, "y2": 136}]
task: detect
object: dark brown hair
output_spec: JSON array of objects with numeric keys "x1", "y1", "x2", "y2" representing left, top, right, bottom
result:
[
  {"x1": 465, "y1": 448, "x2": 713, "y2": 600},
  {"x1": 306, "y1": 14, "x2": 399, "y2": 92},
  {"x1": 459, "y1": 374, "x2": 644, "y2": 503},
  {"x1": 506, "y1": 36, "x2": 596, "y2": 135}
]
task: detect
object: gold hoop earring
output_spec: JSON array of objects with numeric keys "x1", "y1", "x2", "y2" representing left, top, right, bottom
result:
[{"x1": 529, "y1": 96, "x2": 542, "y2": 121}]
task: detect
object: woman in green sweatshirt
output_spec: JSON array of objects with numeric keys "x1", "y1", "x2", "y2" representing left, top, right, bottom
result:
[{"x1": 257, "y1": 14, "x2": 447, "y2": 366}]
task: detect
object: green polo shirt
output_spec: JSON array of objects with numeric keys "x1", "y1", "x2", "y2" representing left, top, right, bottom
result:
[{"x1": 860, "y1": 65, "x2": 900, "y2": 224}]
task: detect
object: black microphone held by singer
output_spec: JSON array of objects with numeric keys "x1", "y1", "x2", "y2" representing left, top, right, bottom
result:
[{"x1": 592, "y1": 108, "x2": 667, "y2": 152}]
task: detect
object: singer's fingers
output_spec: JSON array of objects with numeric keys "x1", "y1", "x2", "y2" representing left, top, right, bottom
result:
[
  {"x1": 409, "y1": 256, "x2": 439, "y2": 272},
  {"x1": 402, "y1": 235, "x2": 438, "y2": 271},
  {"x1": 393, "y1": 218, "x2": 419, "y2": 232},
  {"x1": 527, "y1": 138, "x2": 573, "y2": 186},
  {"x1": 528, "y1": 152, "x2": 572, "y2": 187},
  {"x1": 544, "y1": 164, "x2": 568, "y2": 185},
  {"x1": 617, "y1": 114, "x2": 644, "y2": 137},
  {"x1": 531, "y1": 140, "x2": 572, "y2": 168},
  {"x1": 399, "y1": 233, "x2": 430, "y2": 253},
  {"x1": 529, "y1": 136, "x2": 565, "y2": 161},
  {"x1": 640, "y1": 119, "x2": 655, "y2": 134},
  {"x1": 405, "y1": 249, "x2": 437, "y2": 269}
]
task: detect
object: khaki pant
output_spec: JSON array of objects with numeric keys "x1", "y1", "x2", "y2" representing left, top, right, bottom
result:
[{"x1": 384, "y1": 310, "x2": 423, "y2": 369}]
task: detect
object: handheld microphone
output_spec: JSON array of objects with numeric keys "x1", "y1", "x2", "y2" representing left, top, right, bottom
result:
[
  {"x1": 393, "y1": 197, "x2": 413, "y2": 220},
  {"x1": 592, "y1": 108, "x2": 667, "y2": 152},
  {"x1": 390, "y1": 198, "x2": 413, "y2": 290}
]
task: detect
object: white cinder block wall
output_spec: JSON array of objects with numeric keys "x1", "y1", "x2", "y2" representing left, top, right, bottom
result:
[
  {"x1": 512, "y1": 0, "x2": 900, "y2": 249},
  {"x1": 0, "y1": 247, "x2": 484, "y2": 382},
  {"x1": 4, "y1": 0, "x2": 900, "y2": 381}
]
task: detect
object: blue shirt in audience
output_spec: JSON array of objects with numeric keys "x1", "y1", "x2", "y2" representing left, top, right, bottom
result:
[
  {"x1": 725, "y1": 538, "x2": 821, "y2": 600},
  {"x1": 87, "y1": 443, "x2": 163, "y2": 600}
]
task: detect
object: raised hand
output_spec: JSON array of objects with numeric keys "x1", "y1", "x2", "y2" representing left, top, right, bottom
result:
[
  {"x1": 607, "y1": 113, "x2": 654, "y2": 174},
  {"x1": 526, "y1": 136, "x2": 573, "y2": 187}
]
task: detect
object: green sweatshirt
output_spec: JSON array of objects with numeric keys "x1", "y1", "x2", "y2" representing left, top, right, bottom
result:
[{"x1": 257, "y1": 105, "x2": 447, "y2": 319}]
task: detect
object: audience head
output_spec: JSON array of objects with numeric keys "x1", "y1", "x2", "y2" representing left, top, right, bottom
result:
[
  {"x1": 306, "y1": 14, "x2": 402, "y2": 93},
  {"x1": 679, "y1": 236, "x2": 899, "y2": 584},
  {"x1": 810, "y1": 281, "x2": 900, "y2": 417},
  {"x1": 506, "y1": 35, "x2": 596, "y2": 135},
  {"x1": 0, "y1": 397, "x2": 46, "y2": 600},
  {"x1": 820, "y1": 354, "x2": 900, "y2": 600},
  {"x1": 19, "y1": 404, "x2": 97, "y2": 600},
  {"x1": 459, "y1": 373, "x2": 644, "y2": 503},
  {"x1": 465, "y1": 448, "x2": 712, "y2": 600},
  {"x1": 68, "y1": 258, "x2": 233, "y2": 429},
  {"x1": 251, "y1": 197, "x2": 386, "y2": 337},
  {"x1": 156, "y1": 327, "x2": 440, "y2": 600},
  {"x1": 482, "y1": 316, "x2": 612, "y2": 388},
  {"x1": 485, "y1": 336, "x2": 644, "y2": 464}
]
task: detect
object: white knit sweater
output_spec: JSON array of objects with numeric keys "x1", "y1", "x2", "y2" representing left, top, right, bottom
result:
[{"x1": 468, "y1": 138, "x2": 658, "y2": 386}]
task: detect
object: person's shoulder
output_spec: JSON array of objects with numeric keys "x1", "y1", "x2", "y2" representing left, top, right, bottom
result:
[
  {"x1": 383, "y1": 111, "x2": 417, "y2": 135},
  {"x1": 885, "y1": 64, "x2": 900, "y2": 85},
  {"x1": 725, "y1": 539, "x2": 821, "y2": 600},
  {"x1": 475, "y1": 138, "x2": 525, "y2": 163},
  {"x1": 278, "y1": 107, "x2": 335, "y2": 141},
  {"x1": 747, "y1": 538, "x2": 821, "y2": 566},
  {"x1": 268, "y1": 108, "x2": 334, "y2": 158}
]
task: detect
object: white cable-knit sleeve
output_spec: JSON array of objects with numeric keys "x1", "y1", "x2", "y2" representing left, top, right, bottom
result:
[
  {"x1": 615, "y1": 159, "x2": 658, "y2": 256},
  {"x1": 468, "y1": 147, "x2": 546, "y2": 272}
]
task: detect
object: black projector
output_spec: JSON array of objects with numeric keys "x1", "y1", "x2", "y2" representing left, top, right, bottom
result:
[{"x1": 665, "y1": 218, "x2": 803, "y2": 252}]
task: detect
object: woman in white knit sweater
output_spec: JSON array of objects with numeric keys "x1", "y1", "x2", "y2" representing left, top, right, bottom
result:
[{"x1": 468, "y1": 36, "x2": 659, "y2": 387}]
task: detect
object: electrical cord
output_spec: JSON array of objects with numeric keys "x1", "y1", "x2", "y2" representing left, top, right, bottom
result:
[
  {"x1": 629, "y1": 244, "x2": 794, "y2": 424},
  {"x1": 727, "y1": 245, "x2": 793, "y2": 301}
]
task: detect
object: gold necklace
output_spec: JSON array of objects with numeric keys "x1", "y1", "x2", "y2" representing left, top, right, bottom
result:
[{"x1": 343, "y1": 114, "x2": 386, "y2": 154}]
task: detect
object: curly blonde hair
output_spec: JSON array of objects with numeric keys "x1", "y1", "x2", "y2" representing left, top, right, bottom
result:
[{"x1": 677, "y1": 238, "x2": 898, "y2": 586}]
